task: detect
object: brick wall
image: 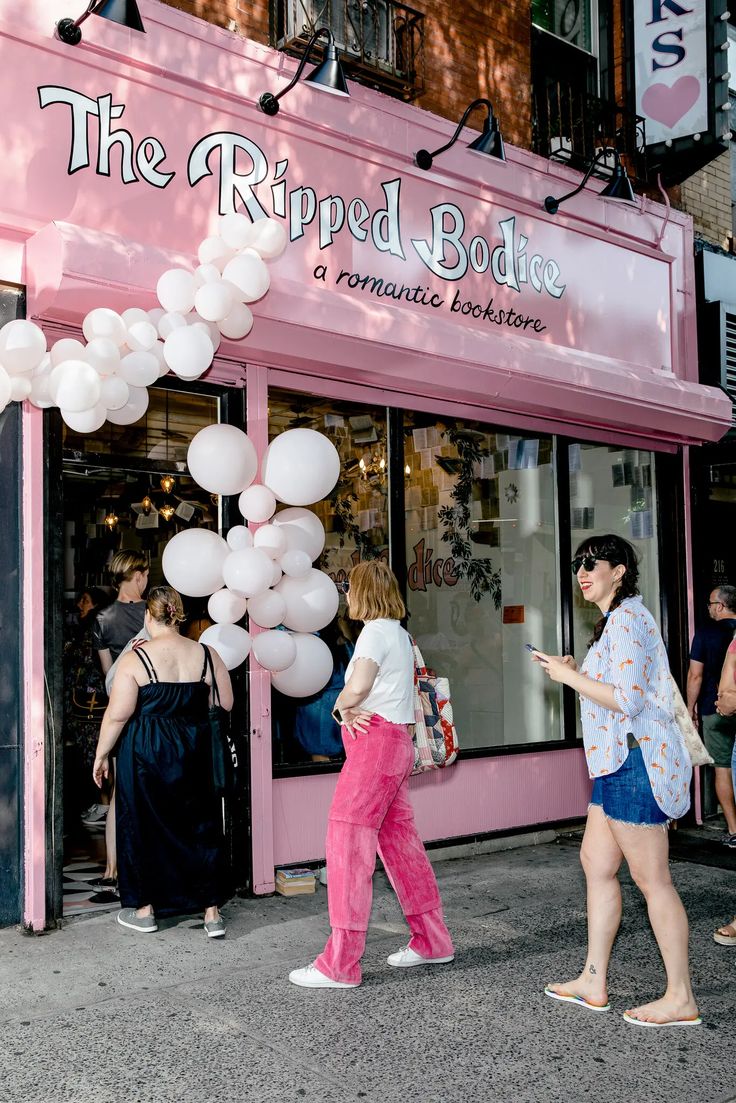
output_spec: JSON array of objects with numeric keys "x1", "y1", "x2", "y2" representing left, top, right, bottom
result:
[
  {"x1": 679, "y1": 152, "x2": 733, "y2": 251},
  {"x1": 157, "y1": 1, "x2": 532, "y2": 148}
]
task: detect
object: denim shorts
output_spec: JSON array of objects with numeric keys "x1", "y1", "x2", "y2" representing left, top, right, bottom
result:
[{"x1": 589, "y1": 740, "x2": 669, "y2": 827}]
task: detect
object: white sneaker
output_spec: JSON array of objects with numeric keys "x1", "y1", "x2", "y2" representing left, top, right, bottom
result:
[
  {"x1": 387, "y1": 944, "x2": 455, "y2": 968},
  {"x1": 81, "y1": 803, "x2": 109, "y2": 826},
  {"x1": 288, "y1": 963, "x2": 359, "y2": 989}
]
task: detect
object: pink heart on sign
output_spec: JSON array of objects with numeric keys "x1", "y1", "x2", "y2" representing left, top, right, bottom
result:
[{"x1": 641, "y1": 76, "x2": 701, "y2": 129}]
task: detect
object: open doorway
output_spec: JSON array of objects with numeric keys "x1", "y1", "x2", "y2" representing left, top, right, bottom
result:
[{"x1": 52, "y1": 382, "x2": 249, "y2": 919}]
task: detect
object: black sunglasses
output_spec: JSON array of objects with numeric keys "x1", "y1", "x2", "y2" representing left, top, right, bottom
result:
[{"x1": 571, "y1": 555, "x2": 599, "y2": 574}]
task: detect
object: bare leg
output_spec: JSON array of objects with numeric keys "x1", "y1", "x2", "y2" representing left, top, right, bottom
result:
[
  {"x1": 204, "y1": 906, "x2": 220, "y2": 922},
  {"x1": 546, "y1": 806, "x2": 623, "y2": 1006},
  {"x1": 610, "y1": 821, "x2": 698, "y2": 1023},
  {"x1": 104, "y1": 780, "x2": 117, "y2": 880},
  {"x1": 714, "y1": 767, "x2": 736, "y2": 835}
]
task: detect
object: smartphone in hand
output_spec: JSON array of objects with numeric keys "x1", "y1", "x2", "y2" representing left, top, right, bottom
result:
[{"x1": 524, "y1": 643, "x2": 539, "y2": 652}]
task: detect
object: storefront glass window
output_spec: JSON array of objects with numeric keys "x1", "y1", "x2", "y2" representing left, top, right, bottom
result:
[
  {"x1": 568, "y1": 442, "x2": 661, "y2": 656},
  {"x1": 267, "y1": 388, "x2": 389, "y2": 768},
  {"x1": 403, "y1": 413, "x2": 563, "y2": 751}
]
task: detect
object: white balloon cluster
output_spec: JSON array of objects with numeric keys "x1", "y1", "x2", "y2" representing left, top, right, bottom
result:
[
  {"x1": 0, "y1": 216, "x2": 287, "y2": 430},
  {"x1": 162, "y1": 422, "x2": 342, "y2": 698}
]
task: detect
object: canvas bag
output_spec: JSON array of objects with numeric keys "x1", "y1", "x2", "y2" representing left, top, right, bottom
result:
[
  {"x1": 410, "y1": 638, "x2": 459, "y2": 774},
  {"x1": 670, "y1": 675, "x2": 714, "y2": 768}
]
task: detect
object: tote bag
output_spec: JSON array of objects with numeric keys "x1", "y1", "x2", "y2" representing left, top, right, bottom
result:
[
  {"x1": 203, "y1": 645, "x2": 240, "y2": 796},
  {"x1": 410, "y1": 638, "x2": 459, "y2": 775},
  {"x1": 670, "y1": 675, "x2": 714, "y2": 768}
]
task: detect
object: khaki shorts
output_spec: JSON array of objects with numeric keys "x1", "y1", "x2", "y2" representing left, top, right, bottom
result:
[{"x1": 702, "y1": 712, "x2": 736, "y2": 768}]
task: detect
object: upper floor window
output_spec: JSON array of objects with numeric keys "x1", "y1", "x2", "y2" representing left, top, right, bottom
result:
[
  {"x1": 532, "y1": 0, "x2": 596, "y2": 58},
  {"x1": 271, "y1": 1, "x2": 425, "y2": 102}
]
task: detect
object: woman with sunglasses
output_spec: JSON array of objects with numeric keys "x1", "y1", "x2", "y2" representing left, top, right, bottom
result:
[
  {"x1": 531, "y1": 534, "x2": 700, "y2": 1028},
  {"x1": 289, "y1": 560, "x2": 454, "y2": 988}
]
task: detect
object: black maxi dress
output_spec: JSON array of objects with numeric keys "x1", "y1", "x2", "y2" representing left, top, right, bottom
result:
[{"x1": 116, "y1": 646, "x2": 228, "y2": 917}]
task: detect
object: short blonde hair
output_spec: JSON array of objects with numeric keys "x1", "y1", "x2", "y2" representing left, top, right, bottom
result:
[
  {"x1": 348, "y1": 560, "x2": 405, "y2": 622},
  {"x1": 147, "y1": 586, "x2": 185, "y2": 627},
  {"x1": 109, "y1": 551, "x2": 148, "y2": 588}
]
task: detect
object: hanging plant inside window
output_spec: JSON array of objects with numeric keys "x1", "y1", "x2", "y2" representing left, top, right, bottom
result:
[{"x1": 438, "y1": 424, "x2": 502, "y2": 606}]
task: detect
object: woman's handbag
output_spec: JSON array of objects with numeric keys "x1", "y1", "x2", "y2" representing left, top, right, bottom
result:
[
  {"x1": 203, "y1": 646, "x2": 240, "y2": 796},
  {"x1": 670, "y1": 675, "x2": 714, "y2": 768},
  {"x1": 410, "y1": 638, "x2": 459, "y2": 774}
]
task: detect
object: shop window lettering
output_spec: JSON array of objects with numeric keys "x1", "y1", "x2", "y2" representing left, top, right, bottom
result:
[
  {"x1": 38, "y1": 85, "x2": 567, "y2": 302},
  {"x1": 407, "y1": 539, "x2": 459, "y2": 592}
]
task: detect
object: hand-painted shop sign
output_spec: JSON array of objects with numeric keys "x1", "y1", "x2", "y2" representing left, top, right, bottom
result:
[
  {"x1": 38, "y1": 84, "x2": 566, "y2": 329},
  {"x1": 630, "y1": 0, "x2": 730, "y2": 183}
]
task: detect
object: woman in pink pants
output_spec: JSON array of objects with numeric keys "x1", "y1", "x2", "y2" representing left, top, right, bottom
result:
[{"x1": 289, "y1": 560, "x2": 454, "y2": 989}]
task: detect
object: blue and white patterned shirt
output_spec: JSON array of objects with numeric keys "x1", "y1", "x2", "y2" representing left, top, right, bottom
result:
[{"x1": 580, "y1": 596, "x2": 691, "y2": 820}]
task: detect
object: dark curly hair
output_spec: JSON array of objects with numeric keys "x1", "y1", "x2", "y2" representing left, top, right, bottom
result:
[{"x1": 574, "y1": 534, "x2": 640, "y2": 644}]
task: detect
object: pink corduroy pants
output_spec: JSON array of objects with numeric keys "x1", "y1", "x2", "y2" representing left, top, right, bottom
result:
[{"x1": 313, "y1": 714, "x2": 453, "y2": 985}]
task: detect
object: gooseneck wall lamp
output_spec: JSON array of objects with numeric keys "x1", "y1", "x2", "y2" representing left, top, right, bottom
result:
[
  {"x1": 543, "y1": 147, "x2": 637, "y2": 215},
  {"x1": 56, "y1": 0, "x2": 145, "y2": 45},
  {"x1": 258, "y1": 27, "x2": 350, "y2": 116},
  {"x1": 414, "y1": 98, "x2": 506, "y2": 171}
]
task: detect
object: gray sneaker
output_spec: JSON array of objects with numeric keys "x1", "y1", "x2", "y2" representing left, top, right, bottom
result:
[
  {"x1": 117, "y1": 908, "x2": 158, "y2": 933},
  {"x1": 204, "y1": 917, "x2": 226, "y2": 939}
]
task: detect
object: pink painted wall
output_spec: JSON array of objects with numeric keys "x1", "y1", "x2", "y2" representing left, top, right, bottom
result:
[{"x1": 273, "y1": 750, "x2": 592, "y2": 865}]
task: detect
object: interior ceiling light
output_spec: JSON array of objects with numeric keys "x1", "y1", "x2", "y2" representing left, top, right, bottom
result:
[{"x1": 258, "y1": 27, "x2": 349, "y2": 116}]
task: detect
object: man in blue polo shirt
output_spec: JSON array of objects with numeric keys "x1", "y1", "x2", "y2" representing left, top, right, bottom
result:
[{"x1": 687, "y1": 585, "x2": 736, "y2": 845}]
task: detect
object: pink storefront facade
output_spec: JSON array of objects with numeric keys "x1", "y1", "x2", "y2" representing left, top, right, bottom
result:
[{"x1": 1, "y1": 2, "x2": 731, "y2": 930}]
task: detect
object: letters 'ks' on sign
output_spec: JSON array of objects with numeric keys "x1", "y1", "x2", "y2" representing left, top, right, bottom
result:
[
  {"x1": 631, "y1": 0, "x2": 731, "y2": 184},
  {"x1": 37, "y1": 85, "x2": 567, "y2": 302}
]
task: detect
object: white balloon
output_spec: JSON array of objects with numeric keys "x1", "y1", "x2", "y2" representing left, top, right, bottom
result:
[
  {"x1": 147, "y1": 307, "x2": 165, "y2": 328},
  {"x1": 253, "y1": 524, "x2": 288, "y2": 559},
  {"x1": 60, "y1": 402, "x2": 107, "y2": 433},
  {"x1": 208, "y1": 587, "x2": 248, "y2": 625},
  {"x1": 126, "y1": 321, "x2": 159, "y2": 352},
  {"x1": 252, "y1": 629, "x2": 296, "y2": 672},
  {"x1": 271, "y1": 506, "x2": 326, "y2": 560},
  {"x1": 84, "y1": 337, "x2": 120, "y2": 377},
  {"x1": 191, "y1": 319, "x2": 222, "y2": 354},
  {"x1": 250, "y1": 219, "x2": 288, "y2": 260},
  {"x1": 122, "y1": 307, "x2": 150, "y2": 328},
  {"x1": 247, "y1": 588, "x2": 287, "y2": 629},
  {"x1": 219, "y1": 213, "x2": 256, "y2": 251},
  {"x1": 218, "y1": 302, "x2": 253, "y2": 341},
  {"x1": 53, "y1": 360, "x2": 102, "y2": 413},
  {"x1": 105, "y1": 384, "x2": 149, "y2": 426},
  {"x1": 279, "y1": 548, "x2": 311, "y2": 578},
  {"x1": 100, "y1": 375, "x2": 130, "y2": 411},
  {"x1": 194, "y1": 281, "x2": 234, "y2": 323},
  {"x1": 0, "y1": 366, "x2": 10, "y2": 412},
  {"x1": 238, "y1": 484, "x2": 276, "y2": 524},
  {"x1": 150, "y1": 340, "x2": 170, "y2": 378},
  {"x1": 9, "y1": 375, "x2": 32, "y2": 401},
  {"x1": 156, "y1": 268, "x2": 197, "y2": 314},
  {"x1": 270, "y1": 561, "x2": 283, "y2": 587},
  {"x1": 222, "y1": 547, "x2": 274, "y2": 598},
  {"x1": 221, "y1": 253, "x2": 270, "y2": 303},
  {"x1": 162, "y1": 528, "x2": 230, "y2": 597},
  {"x1": 270, "y1": 633, "x2": 333, "y2": 697},
  {"x1": 28, "y1": 373, "x2": 54, "y2": 409},
  {"x1": 195, "y1": 263, "x2": 222, "y2": 286},
  {"x1": 82, "y1": 308, "x2": 127, "y2": 346},
  {"x1": 158, "y1": 311, "x2": 189, "y2": 340},
  {"x1": 262, "y1": 429, "x2": 340, "y2": 506},
  {"x1": 50, "y1": 338, "x2": 86, "y2": 367},
  {"x1": 199, "y1": 623, "x2": 251, "y2": 671},
  {"x1": 187, "y1": 423, "x2": 258, "y2": 496},
  {"x1": 32, "y1": 353, "x2": 52, "y2": 379},
  {"x1": 0, "y1": 320, "x2": 47, "y2": 375},
  {"x1": 276, "y1": 569, "x2": 339, "y2": 633},
  {"x1": 164, "y1": 326, "x2": 214, "y2": 381},
  {"x1": 226, "y1": 525, "x2": 254, "y2": 551},
  {"x1": 118, "y1": 350, "x2": 159, "y2": 387},
  {"x1": 198, "y1": 235, "x2": 234, "y2": 268}
]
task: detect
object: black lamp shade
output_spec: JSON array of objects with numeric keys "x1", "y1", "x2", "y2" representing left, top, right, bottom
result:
[
  {"x1": 304, "y1": 47, "x2": 349, "y2": 97},
  {"x1": 93, "y1": 0, "x2": 145, "y2": 33},
  {"x1": 598, "y1": 164, "x2": 637, "y2": 204},
  {"x1": 467, "y1": 117, "x2": 506, "y2": 162}
]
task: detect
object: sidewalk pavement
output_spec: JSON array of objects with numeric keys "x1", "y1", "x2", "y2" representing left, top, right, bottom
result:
[{"x1": 2, "y1": 830, "x2": 735, "y2": 1103}]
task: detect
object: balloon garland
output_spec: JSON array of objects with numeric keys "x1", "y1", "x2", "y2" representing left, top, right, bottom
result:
[
  {"x1": 0, "y1": 215, "x2": 287, "y2": 428},
  {"x1": 162, "y1": 422, "x2": 342, "y2": 697}
]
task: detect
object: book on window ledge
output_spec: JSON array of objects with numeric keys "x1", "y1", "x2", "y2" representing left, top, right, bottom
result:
[{"x1": 275, "y1": 867, "x2": 316, "y2": 896}]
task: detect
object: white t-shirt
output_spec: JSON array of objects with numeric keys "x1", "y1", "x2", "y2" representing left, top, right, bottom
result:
[{"x1": 344, "y1": 618, "x2": 415, "y2": 724}]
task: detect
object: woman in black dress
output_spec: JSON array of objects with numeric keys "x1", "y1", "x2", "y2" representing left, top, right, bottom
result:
[{"x1": 93, "y1": 586, "x2": 233, "y2": 937}]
